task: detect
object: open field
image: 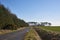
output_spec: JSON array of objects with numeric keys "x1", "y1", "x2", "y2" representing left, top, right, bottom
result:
[{"x1": 39, "y1": 26, "x2": 60, "y2": 32}]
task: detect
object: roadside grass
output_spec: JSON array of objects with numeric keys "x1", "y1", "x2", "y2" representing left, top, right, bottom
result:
[
  {"x1": 0, "y1": 30, "x2": 13, "y2": 34},
  {"x1": 0, "y1": 27, "x2": 26, "y2": 35},
  {"x1": 24, "y1": 28, "x2": 41, "y2": 40}
]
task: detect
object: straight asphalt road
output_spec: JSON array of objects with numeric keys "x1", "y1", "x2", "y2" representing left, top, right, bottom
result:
[{"x1": 0, "y1": 28, "x2": 30, "y2": 40}]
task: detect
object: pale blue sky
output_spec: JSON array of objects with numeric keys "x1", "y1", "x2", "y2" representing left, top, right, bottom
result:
[{"x1": 0, "y1": 0, "x2": 60, "y2": 26}]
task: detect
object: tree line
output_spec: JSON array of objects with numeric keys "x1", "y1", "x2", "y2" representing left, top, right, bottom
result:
[
  {"x1": 0, "y1": 4, "x2": 29, "y2": 30},
  {"x1": 28, "y1": 22, "x2": 51, "y2": 26}
]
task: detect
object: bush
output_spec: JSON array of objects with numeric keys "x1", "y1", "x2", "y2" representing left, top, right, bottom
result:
[{"x1": 2, "y1": 24, "x2": 17, "y2": 30}]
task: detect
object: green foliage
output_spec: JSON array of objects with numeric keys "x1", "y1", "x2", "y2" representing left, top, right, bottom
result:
[
  {"x1": 40, "y1": 22, "x2": 51, "y2": 26},
  {"x1": 0, "y1": 4, "x2": 29, "y2": 30},
  {"x1": 2, "y1": 24, "x2": 17, "y2": 30}
]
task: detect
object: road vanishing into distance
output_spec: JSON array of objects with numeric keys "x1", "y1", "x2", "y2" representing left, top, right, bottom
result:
[{"x1": 0, "y1": 28, "x2": 30, "y2": 40}]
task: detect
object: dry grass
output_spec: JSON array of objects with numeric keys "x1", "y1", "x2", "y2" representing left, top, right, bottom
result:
[
  {"x1": 0, "y1": 30, "x2": 12, "y2": 34},
  {"x1": 0, "y1": 27, "x2": 26, "y2": 35},
  {"x1": 24, "y1": 28, "x2": 41, "y2": 40}
]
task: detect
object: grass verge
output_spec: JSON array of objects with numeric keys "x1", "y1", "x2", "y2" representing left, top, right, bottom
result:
[
  {"x1": 0, "y1": 27, "x2": 25, "y2": 35},
  {"x1": 24, "y1": 28, "x2": 41, "y2": 40}
]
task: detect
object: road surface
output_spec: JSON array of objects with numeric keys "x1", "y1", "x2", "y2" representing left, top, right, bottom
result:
[{"x1": 0, "y1": 28, "x2": 30, "y2": 40}]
